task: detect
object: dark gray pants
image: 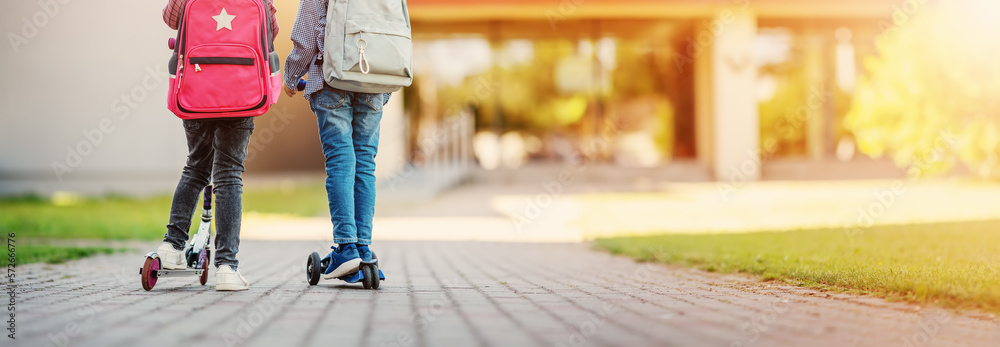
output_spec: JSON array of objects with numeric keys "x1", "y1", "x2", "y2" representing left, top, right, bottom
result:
[{"x1": 163, "y1": 117, "x2": 254, "y2": 270}]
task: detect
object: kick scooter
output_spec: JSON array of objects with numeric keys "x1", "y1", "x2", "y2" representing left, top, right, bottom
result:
[
  {"x1": 139, "y1": 185, "x2": 214, "y2": 291},
  {"x1": 305, "y1": 249, "x2": 385, "y2": 290}
]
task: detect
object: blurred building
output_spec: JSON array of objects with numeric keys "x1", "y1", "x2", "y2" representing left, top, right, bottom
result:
[
  {"x1": 0, "y1": 0, "x2": 906, "y2": 196},
  {"x1": 404, "y1": 0, "x2": 907, "y2": 181}
]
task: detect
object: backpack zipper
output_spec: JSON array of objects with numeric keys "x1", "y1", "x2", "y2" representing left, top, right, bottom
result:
[
  {"x1": 177, "y1": 54, "x2": 184, "y2": 90},
  {"x1": 357, "y1": 31, "x2": 370, "y2": 74}
]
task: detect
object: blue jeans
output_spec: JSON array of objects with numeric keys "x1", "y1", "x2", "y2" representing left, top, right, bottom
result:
[
  {"x1": 163, "y1": 117, "x2": 253, "y2": 270},
  {"x1": 309, "y1": 86, "x2": 383, "y2": 245}
]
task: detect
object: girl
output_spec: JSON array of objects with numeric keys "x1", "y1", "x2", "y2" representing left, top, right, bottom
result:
[{"x1": 155, "y1": 0, "x2": 279, "y2": 291}]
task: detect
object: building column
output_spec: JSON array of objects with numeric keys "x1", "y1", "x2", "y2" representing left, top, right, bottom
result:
[
  {"x1": 709, "y1": 10, "x2": 759, "y2": 181},
  {"x1": 694, "y1": 21, "x2": 714, "y2": 172},
  {"x1": 375, "y1": 90, "x2": 407, "y2": 184},
  {"x1": 802, "y1": 28, "x2": 828, "y2": 159}
]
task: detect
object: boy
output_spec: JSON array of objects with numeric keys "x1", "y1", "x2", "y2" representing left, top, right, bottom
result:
[
  {"x1": 155, "y1": 0, "x2": 279, "y2": 291},
  {"x1": 283, "y1": 0, "x2": 390, "y2": 278}
]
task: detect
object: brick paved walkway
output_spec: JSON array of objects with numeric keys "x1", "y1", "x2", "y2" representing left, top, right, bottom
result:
[{"x1": 16, "y1": 241, "x2": 1000, "y2": 347}]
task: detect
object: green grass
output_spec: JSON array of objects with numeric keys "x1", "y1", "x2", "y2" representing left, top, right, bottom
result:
[
  {"x1": 596, "y1": 220, "x2": 1000, "y2": 313},
  {"x1": 2, "y1": 245, "x2": 127, "y2": 266},
  {"x1": 0, "y1": 184, "x2": 328, "y2": 240}
]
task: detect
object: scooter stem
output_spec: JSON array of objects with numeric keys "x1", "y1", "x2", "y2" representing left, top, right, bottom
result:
[{"x1": 203, "y1": 185, "x2": 213, "y2": 211}]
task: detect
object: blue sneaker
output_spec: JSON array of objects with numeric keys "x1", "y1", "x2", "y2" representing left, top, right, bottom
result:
[
  {"x1": 356, "y1": 245, "x2": 377, "y2": 263},
  {"x1": 322, "y1": 244, "x2": 362, "y2": 279}
]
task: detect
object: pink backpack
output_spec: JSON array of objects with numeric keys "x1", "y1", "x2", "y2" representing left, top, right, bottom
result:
[{"x1": 167, "y1": 0, "x2": 280, "y2": 120}]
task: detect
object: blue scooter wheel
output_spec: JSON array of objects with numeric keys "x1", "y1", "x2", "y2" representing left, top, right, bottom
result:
[
  {"x1": 370, "y1": 265, "x2": 380, "y2": 290},
  {"x1": 306, "y1": 252, "x2": 321, "y2": 285},
  {"x1": 361, "y1": 265, "x2": 374, "y2": 289}
]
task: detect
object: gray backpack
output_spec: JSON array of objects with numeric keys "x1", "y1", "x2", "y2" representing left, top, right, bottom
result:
[{"x1": 323, "y1": 0, "x2": 413, "y2": 94}]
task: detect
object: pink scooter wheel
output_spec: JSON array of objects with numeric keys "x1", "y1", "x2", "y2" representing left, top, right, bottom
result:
[
  {"x1": 141, "y1": 256, "x2": 160, "y2": 291},
  {"x1": 198, "y1": 250, "x2": 210, "y2": 285},
  {"x1": 168, "y1": 38, "x2": 176, "y2": 50}
]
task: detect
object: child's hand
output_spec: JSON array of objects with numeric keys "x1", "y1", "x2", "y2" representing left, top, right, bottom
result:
[{"x1": 283, "y1": 84, "x2": 297, "y2": 98}]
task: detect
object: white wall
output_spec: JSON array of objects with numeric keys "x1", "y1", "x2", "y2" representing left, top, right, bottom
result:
[{"x1": 1, "y1": 0, "x2": 187, "y2": 195}]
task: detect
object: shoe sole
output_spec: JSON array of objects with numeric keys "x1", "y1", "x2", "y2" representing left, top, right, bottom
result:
[
  {"x1": 323, "y1": 258, "x2": 362, "y2": 279},
  {"x1": 216, "y1": 284, "x2": 249, "y2": 291},
  {"x1": 216, "y1": 274, "x2": 249, "y2": 291}
]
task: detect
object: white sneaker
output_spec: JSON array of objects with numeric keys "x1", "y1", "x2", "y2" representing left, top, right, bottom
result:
[
  {"x1": 156, "y1": 242, "x2": 187, "y2": 270},
  {"x1": 216, "y1": 265, "x2": 249, "y2": 291}
]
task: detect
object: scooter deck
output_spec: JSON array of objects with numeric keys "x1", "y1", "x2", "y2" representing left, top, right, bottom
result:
[
  {"x1": 137, "y1": 265, "x2": 206, "y2": 278},
  {"x1": 319, "y1": 252, "x2": 386, "y2": 283},
  {"x1": 154, "y1": 268, "x2": 206, "y2": 278},
  {"x1": 138, "y1": 252, "x2": 208, "y2": 278},
  {"x1": 337, "y1": 267, "x2": 386, "y2": 283}
]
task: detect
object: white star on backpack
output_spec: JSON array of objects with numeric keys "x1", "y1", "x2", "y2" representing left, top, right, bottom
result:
[{"x1": 212, "y1": 8, "x2": 235, "y2": 31}]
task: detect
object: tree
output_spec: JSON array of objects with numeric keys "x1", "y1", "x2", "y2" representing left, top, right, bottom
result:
[{"x1": 845, "y1": 1, "x2": 1000, "y2": 178}]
